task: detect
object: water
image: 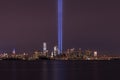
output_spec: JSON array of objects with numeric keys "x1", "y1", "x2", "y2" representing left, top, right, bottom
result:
[{"x1": 0, "y1": 60, "x2": 120, "y2": 80}]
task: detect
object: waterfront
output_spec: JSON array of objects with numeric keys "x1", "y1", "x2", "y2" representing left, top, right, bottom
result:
[{"x1": 0, "y1": 60, "x2": 120, "y2": 80}]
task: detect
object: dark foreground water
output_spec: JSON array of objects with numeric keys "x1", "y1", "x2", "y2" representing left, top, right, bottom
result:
[{"x1": 0, "y1": 60, "x2": 120, "y2": 80}]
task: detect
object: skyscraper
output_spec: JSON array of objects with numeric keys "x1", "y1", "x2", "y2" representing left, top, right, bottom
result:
[
  {"x1": 12, "y1": 48, "x2": 16, "y2": 54},
  {"x1": 43, "y1": 42, "x2": 47, "y2": 53},
  {"x1": 94, "y1": 51, "x2": 97, "y2": 57},
  {"x1": 54, "y1": 46, "x2": 58, "y2": 56}
]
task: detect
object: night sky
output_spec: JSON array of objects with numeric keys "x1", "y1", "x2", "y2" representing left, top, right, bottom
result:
[{"x1": 0, "y1": 0, "x2": 120, "y2": 54}]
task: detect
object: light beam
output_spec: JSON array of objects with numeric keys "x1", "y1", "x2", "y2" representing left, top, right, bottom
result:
[{"x1": 58, "y1": 0, "x2": 62, "y2": 54}]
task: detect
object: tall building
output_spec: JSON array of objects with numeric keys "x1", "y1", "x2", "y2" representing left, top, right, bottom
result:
[
  {"x1": 54, "y1": 46, "x2": 58, "y2": 56},
  {"x1": 43, "y1": 42, "x2": 47, "y2": 53},
  {"x1": 94, "y1": 51, "x2": 97, "y2": 57},
  {"x1": 12, "y1": 48, "x2": 16, "y2": 54},
  {"x1": 51, "y1": 51, "x2": 54, "y2": 58}
]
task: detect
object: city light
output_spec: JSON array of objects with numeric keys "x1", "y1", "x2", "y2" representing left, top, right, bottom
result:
[
  {"x1": 94, "y1": 51, "x2": 97, "y2": 57},
  {"x1": 12, "y1": 48, "x2": 16, "y2": 54}
]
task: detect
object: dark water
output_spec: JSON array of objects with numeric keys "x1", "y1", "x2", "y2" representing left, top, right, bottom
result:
[{"x1": 0, "y1": 60, "x2": 120, "y2": 80}]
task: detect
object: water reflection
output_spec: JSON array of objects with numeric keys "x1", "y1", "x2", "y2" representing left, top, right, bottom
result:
[
  {"x1": 92, "y1": 61, "x2": 99, "y2": 80},
  {"x1": 52, "y1": 61, "x2": 66, "y2": 80},
  {"x1": 40, "y1": 61, "x2": 66, "y2": 80},
  {"x1": 12, "y1": 61, "x2": 17, "y2": 80},
  {"x1": 0, "y1": 60, "x2": 119, "y2": 80}
]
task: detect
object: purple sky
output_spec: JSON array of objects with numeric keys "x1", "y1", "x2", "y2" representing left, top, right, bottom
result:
[{"x1": 0, "y1": 0, "x2": 120, "y2": 53}]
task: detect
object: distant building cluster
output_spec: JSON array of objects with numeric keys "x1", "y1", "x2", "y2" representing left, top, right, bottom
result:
[{"x1": 0, "y1": 42, "x2": 119, "y2": 61}]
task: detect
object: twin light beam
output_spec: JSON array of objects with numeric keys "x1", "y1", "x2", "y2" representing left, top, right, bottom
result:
[{"x1": 58, "y1": 0, "x2": 63, "y2": 54}]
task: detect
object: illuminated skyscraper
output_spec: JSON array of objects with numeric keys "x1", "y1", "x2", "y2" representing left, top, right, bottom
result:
[
  {"x1": 54, "y1": 46, "x2": 58, "y2": 56},
  {"x1": 12, "y1": 48, "x2": 16, "y2": 54},
  {"x1": 94, "y1": 51, "x2": 97, "y2": 57},
  {"x1": 58, "y1": 0, "x2": 63, "y2": 54},
  {"x1": 43, "y1": 42, "x2": 47, "y2": 53}
]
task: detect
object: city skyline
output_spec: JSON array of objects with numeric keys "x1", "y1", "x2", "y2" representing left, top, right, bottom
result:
[{"x1": 0, "y1": 0, "x2": 120, "y2": 54}]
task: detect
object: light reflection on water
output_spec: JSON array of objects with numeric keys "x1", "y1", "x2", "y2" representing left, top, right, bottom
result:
[{"x1": 0, "y1": 60, "x2": 120, "y2": 80}]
